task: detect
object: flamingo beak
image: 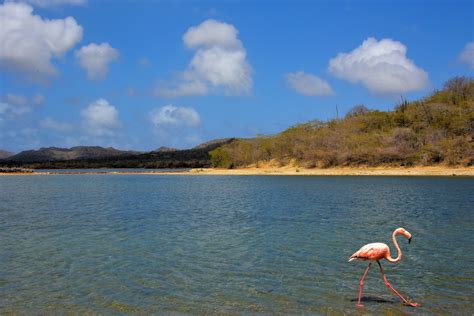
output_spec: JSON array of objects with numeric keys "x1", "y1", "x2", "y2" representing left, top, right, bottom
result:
[{"x1": 408, "y1": 237, "x2": 412, "y2": 244}]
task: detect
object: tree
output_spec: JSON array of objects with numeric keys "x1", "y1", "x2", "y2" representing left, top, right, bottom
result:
[
  {"x1": 443, "y1": 76, "x2": 472, "y2": 103},
  {"x1": 346, "y1": 105, "x2": 370, "y2": 118}
]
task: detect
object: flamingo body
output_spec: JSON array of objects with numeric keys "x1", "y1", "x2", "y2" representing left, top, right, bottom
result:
[
  {"x1": 348, "y1": 228, "x2": 417, "y2": 308},
  {"x1": 349, "y1": 242, "x2": 389, "y2": 262}
]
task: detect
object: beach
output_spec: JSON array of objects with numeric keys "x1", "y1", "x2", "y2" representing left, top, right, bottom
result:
[
  {"x1": 1, "y1": 166, "x2": 473, "y2": 176},
  {"x1": 187, "y1": 166, "x2": 474, "y2": 176}
]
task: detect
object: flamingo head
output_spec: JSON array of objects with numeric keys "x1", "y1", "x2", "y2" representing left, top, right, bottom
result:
[{"x1": 395, "y1": 227, "x2": 412, "y2": 243}]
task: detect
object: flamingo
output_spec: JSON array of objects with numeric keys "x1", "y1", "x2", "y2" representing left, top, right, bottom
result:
[{"x1": 348, "y1": 227, "x2": 418, "y2": 308}]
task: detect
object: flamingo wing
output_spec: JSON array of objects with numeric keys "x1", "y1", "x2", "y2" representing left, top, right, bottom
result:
[{"x1": 349, "y1": 243, "x2": 388, "y2": 262}]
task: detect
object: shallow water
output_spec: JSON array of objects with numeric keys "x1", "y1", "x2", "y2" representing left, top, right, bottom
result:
[{"x1": 0, "y1": 175, "x2": 473, "y2": 314}]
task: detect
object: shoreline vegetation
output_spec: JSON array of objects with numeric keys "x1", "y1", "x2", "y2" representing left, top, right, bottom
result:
[
  {"x1": 0, "y1": 167, "x2": 34, "y2": 173},
  {"x1": 1, "y1": 165, "x2": 473, "y2": 176}
]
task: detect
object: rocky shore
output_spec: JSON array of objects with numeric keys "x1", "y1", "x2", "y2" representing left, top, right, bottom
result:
[{"x1": 0, "y1": 167, "x2": 35, "y2": 173}]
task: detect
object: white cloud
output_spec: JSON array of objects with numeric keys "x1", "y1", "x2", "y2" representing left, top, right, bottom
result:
[
  {"x1": 188, "y1": 46, "x2": 251, "y2": 92},
  {"x1": 0, "y1": 102, "x2": 11, "y2": 115},
  {"x1": 154, "y1": 19, "x2": 252, "y2": 97},
  {"x1": 75, "y1": 43, "x2": 119, "y2": 80},
  {"x1": 0, "y1": 93, "x2": 43, "y2": 118},
  {"x1": 328, "y1": 37, "x2": 429, "y2": 94},
  {"x1": 0, "y1": 101, "x2": 31, "y2": 117},
  {"x1": 40, "y1": 117, "x2": 74, "y2": 132},
  {"x1": 183, "y1": 19, "x2": 241, "y2": 50},
  {"x1": 286, "y1": 71, "x2": 333, "y2": 96},
  {"x1": 459, "y1": 42, "x2": 474, "y2": 69},
  {"x1": 4, "y1": 93, "x2": 28, "y2": 106},
  {"x1": 33, "y1": 93, "x2": 46, "y2": 105},
  {"x1": 154, "y1": 80, "x2": 208, "y2": 98},
  {"x1": 3, "y1": 93, "x2": 44, "y2": 106},
  {"x1": 20, "y1": 0, "x2": 87, "y2": 7},
  {"x1": 149, "y1": 105, "x2": 200, "y2": 127},
  {"x1": 0, "y1": 102, "x2": 8, "y2": 114},
  {"x1": 81, "y1": 99, "x2": 120, "y2": 136},
  {"x1": 0, "y1": 2, "x2": 83, "y2": 80},
  {"x1": 148, "y1": 105, "x2": 202, "y2": 149}
]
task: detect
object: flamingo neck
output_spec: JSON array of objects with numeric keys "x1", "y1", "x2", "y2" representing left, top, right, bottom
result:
[{"x1": 386, "y1": 230, "x2": 402, "y2": 263}]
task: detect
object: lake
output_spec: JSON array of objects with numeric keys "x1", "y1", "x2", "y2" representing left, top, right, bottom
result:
[{"x1": 0, "y1": 175, "x2": 473, "y2": 314}]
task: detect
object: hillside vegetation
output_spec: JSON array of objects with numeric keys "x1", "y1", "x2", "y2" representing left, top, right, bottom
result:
[{"x1": 210, "y1": 77, "x2": 474, "y2": 168}]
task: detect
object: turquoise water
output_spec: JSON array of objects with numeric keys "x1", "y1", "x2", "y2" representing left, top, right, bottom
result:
[{"x1": 1, "y1": 175, "x2": 473, "y2": 314}]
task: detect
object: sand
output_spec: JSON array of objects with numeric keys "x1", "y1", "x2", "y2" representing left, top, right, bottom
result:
[
  {"x1": 185, "y1": 166, "x2": 474, "y2": 176},
  {"x1": 1, "y1": 166, "x2": 473, "y2": 176}
]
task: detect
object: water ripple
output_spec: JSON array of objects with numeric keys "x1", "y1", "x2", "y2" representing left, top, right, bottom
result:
[{"x1": 0, "y1": 175, "x2": 473, "y2": 314}]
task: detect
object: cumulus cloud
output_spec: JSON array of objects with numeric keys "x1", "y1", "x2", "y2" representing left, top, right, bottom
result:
[
  {"x1": 0, "y1": 2, "x2": 83, "y2": 80},
  {"x1": 286, "y1": 71, "x2": 333, "y2": 96},
  {"x1": 154, "y1": 80, "x2": 209, "y2": 98},
  {"x1": 154, "y1": 19, "x2": 252, "y2": 97},
  {"x1": 40, "y1": 117, "x2": 74, "y2": 132},
  {"x1": 149, "y1": 105, "x2": 202, "y2": 148},
  {"x1": 183, "y1": 19, "x2": 241, "y2": 50},
  {"x1": 188, "y1": 46, "x2": 251, "y2": 92},
  {"x1": 3, "y1": 93, "x2": 28, "y2": 106},
  {"x1": 75, "y1": 43, "x2": 119, "y2": 80},
  {"x1": 0, "y1": 93, "x2": 43, "y2": 118},
  {"x1": 2, "y1": 93, "x2": 44, "y2": 106},
  {"x1": 81, "y1": 99, "x2": 120, "y2": 136},
  {"x1": 33, "y1": 93, "x2": 46, "y2": 105},
  {"x1": 149, "y1": 105, "x2": 200, "y2": 128},
  {"x1": 20, "y1": 0, "x2": 87, "y2": 7},
  {"x1": 0, "y1": 101, "x2": 31, "y2": 117},
  {"x1": 459, "y1": 42, "x2": 474, "y2": 69},
  {"x1": 328, "y1": 37, "x2": 428, "y2": 94}
]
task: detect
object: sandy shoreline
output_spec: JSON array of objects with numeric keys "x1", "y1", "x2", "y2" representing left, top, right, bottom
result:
[
  {"x1": 1, "y1": 166, "x2": 474, "y2": 176},
  {"x1": 186, "y1": 166, "x2": 474, "y2": 176}
]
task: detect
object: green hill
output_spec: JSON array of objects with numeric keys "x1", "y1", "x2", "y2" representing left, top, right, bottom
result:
[{"x1": 210, "y1": 77, "x2": 474, "y2": 168}]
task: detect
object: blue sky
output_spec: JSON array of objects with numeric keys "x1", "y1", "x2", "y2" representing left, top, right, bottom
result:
[{"x1": 1, "y1": 0, "x2": 473, "y2": 153}]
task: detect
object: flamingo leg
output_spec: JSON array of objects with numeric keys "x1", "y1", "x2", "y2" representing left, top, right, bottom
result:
[
  {"x1": 357, "y1": 262, "x2": 371, "y2": 307},
  {"x1": 377, "y1": 261, "x2": 418, "y2": 307}
]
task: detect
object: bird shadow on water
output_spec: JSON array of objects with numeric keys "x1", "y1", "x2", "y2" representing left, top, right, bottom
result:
[{"x1": 350, "y1": 296, "x2": 396, "y2": 304}]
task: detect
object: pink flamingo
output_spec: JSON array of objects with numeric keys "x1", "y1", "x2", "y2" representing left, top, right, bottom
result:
[{"x1": 348, "y1": 227, "x2": 418, "y2": 308}]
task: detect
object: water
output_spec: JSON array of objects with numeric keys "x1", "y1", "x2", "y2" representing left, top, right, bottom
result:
[{"x1": 0, "y1": 175, "x2": 473, "y2": 314}]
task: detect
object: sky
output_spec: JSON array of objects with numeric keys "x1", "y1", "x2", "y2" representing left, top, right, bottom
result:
[{"x1": 0, "y1": 0, "x2": 473, "y2": 153}]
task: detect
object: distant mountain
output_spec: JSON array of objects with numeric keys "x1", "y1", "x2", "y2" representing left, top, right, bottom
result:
[
  {"x1": 193, "y1": 138, "x2": 236, "y2": 150},
  {"x1": 0, "y1": 150, "x2": 15, "y2": 159},
  {"x1": 6, "y1": 146, "x2": 141, "y2": 162},
  {"x1": 152, "y1": 146, "x2": 178, "y2": 152},
  {"x1": 0, "y1": 139, "x2": 239, "y2": 169}
]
